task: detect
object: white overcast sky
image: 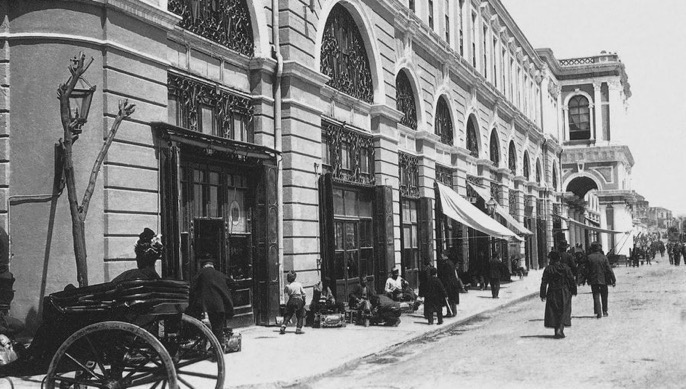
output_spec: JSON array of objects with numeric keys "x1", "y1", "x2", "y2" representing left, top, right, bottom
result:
[{"x1": 501, "y1": 0, "x2": 686, "y2": 215}]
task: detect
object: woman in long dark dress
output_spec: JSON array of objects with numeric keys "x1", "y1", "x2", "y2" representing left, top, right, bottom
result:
[{"x1": 540, "y1": 251, "x2": 577, "y2": 338}]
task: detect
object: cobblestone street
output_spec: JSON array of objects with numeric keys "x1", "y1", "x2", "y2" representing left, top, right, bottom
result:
[{"x1": 303, "y1": 256, "x2": 686, "y2": 389}]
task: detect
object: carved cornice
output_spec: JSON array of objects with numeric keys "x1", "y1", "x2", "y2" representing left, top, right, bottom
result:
[{"x1": 561, "y1": 145, "x2": 634, "y2": 167}]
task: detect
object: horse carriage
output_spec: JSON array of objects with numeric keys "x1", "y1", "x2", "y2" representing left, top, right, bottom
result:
[{"x1": 0, "y1": 279, "x2": 225, "y2": 389}]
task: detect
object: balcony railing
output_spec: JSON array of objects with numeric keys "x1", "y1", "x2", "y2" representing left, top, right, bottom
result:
[{"x1": 559, "y1": 53, "x2": 620, "y2": 67}]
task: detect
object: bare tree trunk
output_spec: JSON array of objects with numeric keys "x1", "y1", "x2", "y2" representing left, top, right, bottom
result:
[{"x1": 56, "y1": 53, "x2": 134, "y2": 287}]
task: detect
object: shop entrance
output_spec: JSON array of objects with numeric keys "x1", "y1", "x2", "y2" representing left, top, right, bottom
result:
[
  {"x1": 331, "y1": 187, "x2": 375, "y2": 301},
  {"x1": 181, "y1": 161, "x2": 255, "y2": 326}
]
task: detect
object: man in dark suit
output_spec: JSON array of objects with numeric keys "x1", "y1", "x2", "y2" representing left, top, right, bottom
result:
[
  {"x1": 586, "y1": 242, "x2": 616, "y2": 319},
  {"x1": 189, "y1": 254, "x2": 235, "y2": 345},
  {"x1": 558, "y1": 240, "x2": 578, "y2": 278}
]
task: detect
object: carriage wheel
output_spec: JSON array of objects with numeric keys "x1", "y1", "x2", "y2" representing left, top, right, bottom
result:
[
  {"x1": 170, "y1": 314, "x2": 225, "y2": 389},
  {"x1": 45, "y1": 321, "x2": 178, "y2": 389}
]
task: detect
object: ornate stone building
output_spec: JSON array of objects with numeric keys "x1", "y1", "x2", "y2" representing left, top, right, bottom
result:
[
  {"x1": 1, "y1": 0, "x2": 584, "y2": 327},
  {"x1": 538, "y1": 49, "x2": 637, "y2": 256}
]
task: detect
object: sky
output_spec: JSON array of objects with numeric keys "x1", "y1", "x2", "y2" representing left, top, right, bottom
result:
[{"x1": 501, "y1": 0, "x2": 686, "y2": 216}]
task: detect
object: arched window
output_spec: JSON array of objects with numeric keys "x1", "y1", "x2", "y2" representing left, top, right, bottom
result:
[
  {"x1": 553, "y1": 164, "x2": 558, "y2": 191},
  {"x1": 466, "y1": 117, "x2": 479, "y2": 157},
  {"x1": 535, "y1": 159, "x2": 542, "y2": 184},
  {"x1": 568, "y1": 95, "x2": 591, "y2": 140},
  {"x1": 396, "y1": 71, "x2": 417, "y2": 130},
  {"x1": 169, "y1": 0, "x2": 254, "y2": 56},
  {"x1": 489, "y1": 130, "x2": 500, "y2": 166},
  {"x1": 523, "y1": 152, "x2": 530, "y2": 180},
  {"x1": 320, "y1": 5, "x2": 374, "y2": 103},
  {"x1": 435, "y1": 97, "x2": 453, "y2": 145},
  {"x1": 508, "y1": 141, "x2": 517, "y2": 175}
]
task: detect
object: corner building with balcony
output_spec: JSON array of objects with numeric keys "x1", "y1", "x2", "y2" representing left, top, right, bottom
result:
[{"x1": 1, "y1": 0, "x2": 600, "y2": 328}]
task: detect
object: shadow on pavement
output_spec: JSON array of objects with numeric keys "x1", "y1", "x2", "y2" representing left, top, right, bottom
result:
[
  {"x1": 520, "y1": 334, "x2": 558, "y2": 339},
  {"x1": 572, "y1": 315, "x2": 599, "y2": 319}
]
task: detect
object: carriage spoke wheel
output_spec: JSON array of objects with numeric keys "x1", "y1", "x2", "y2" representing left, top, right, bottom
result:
[
  {"x1": 45, "y1": 321, "x2": 178, "y2": 389},
  {"x1": 169, "y1": 314, "x2": 225, "y2": 389}
]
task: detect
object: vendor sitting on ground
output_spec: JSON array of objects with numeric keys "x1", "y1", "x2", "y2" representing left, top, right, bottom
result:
[
  {"x1": 369, "y1": 294, "x2": 401, "y2": 326},
  {"x1": 112, "y1": 228, "x2": 163, "y2": 283},
  {"x1": 310, "y1": 277, "x2": 345, "y2": 314},
  {"x1": 384, "y1": 266, "x2": 416, "y2": 302},
  {"x1": 348, "y1": 276, "x2": 376, "y2": 314}
]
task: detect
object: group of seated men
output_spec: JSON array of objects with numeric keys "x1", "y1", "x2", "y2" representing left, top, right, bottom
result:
[{"x1": 308, "y1": 266, "x2": 420, "y2": 327}]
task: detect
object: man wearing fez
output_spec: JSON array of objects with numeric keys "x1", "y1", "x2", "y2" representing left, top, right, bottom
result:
[{"x1": 189, "y1": 253, "x2": 235, "y2": 345}]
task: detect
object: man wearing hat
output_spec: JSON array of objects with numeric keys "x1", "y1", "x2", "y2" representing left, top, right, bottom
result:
[
  {"x1": 558, "y1": 240, "x2": 578, "y2": 279},
  {"x1": 189, "y1": 253, "x2": 235, "y2": 346},
  {"x1": 384, "y1": 266, "x2": 416, "y2": 302},
  {"x1": 586, "y1": 242, "x2": 616, "y2": 318}
]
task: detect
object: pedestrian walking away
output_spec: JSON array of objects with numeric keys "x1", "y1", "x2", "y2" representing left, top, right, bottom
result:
[
  {"x1": 488, "y1": 253, "x2": 506, "y2": 298},
  {"x1": 585, "y1": 242, "x2": 616, "y2": 318},
  {"x1": 424, "y1": 267, "x2": 447, "y2": 325},
  {"x1": 437, "y1": 253, "x2": 460, "y2": 316},
  {"x1": 540, "y1": 251, "x2": 577, "y2": 338},
  {"x1": 281, "y1": 270, "x2": 306, "y2": 334}
]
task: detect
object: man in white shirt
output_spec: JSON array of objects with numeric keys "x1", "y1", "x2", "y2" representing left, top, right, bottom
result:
[{"x1": 385, "y1": 266, "x2": 406, "y2": 301}]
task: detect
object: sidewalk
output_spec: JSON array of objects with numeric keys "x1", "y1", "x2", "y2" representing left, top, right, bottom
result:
[
  {"x1": 0, "y1": 271, "x2": 541, "y2": 389},
  {"x1": 224, "y1": 270, "x2": 542, "y2": 388}
]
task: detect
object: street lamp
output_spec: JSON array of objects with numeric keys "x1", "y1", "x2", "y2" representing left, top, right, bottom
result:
[{"x1": 69, "y1": 78, "x2": 97, "y2": 135}]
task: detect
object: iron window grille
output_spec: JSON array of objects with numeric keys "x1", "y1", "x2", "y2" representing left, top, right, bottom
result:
[
  {"x1": 168, "y1": 0, "x2": 254, "y2": 57},
  {"x1": 489, "y1": 131, "x2": 500, "y2": 166},
  {"x1": 396, "y1": 71, "x2": 418, "y2": 130},
  {"x1": 436, "y1": 165, "x2": 454, "y2": 187},
  {"x1": 509, "y1": 190, "x2": 518, "y2": 217},
  {"x1": 322, "y1": 121, "x2": 375, "y2": 186},
  {"x1": 466, "y1": 119, "x2": 479, "y2": 157},
  {"x1": 321, "y1": 4, "x2": 374, "y2": 103},
  {"x1": 399, "y1": 152, "x2": 420, "y2": 199},
  {"x1": 435, "y1": 97, "x2": 453, "y2": 146},
  {"x1": 508, "y1": 142, "x2": 517, "y2": 175},
  {"x1": 168, "y1": 74, "x2": 254, "y2": 142}
]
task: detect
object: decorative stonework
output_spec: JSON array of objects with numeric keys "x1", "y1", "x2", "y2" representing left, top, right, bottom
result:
[{"x1": 168, "y1": 0, "x2": 254, "y2": 57}]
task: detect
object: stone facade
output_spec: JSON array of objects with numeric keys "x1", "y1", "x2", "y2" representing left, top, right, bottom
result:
[{"x1": 0, "y1": 0, "x2": 585, "y2": 327}]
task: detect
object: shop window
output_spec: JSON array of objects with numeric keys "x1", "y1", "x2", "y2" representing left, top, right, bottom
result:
[{"x1": 320, "y1": 4, "x2": 374, "y2": 103}]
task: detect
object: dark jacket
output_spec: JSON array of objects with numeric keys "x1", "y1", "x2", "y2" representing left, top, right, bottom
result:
[
  {"x1": 586, "y1": 252, "x2": 616, "y2": 286},
  {"x1": 540, "y1": 262, "x2": 577, "y2": 328},
  {"x1": 488, "y1": 258, "x2": 505, "y2": 280},
  {"x1": 437, "y1": 258, "x2": 460, "y2": 304},
  {"x1": 190, "y1": 266, "x2": 234, "y2": 317},
  {"x1": 424, "y1": 276, "x2": 447, "y2": 311},
  {"x1": 560, "y1": 251, "x2": 578, "y2": 277}
]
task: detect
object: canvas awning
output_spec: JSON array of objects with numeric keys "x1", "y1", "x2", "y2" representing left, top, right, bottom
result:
[
  {"x1": 436, "y1": 182, "x2": 522, "y2": 241},
  {"x1": 555, "y1": 214, "x2": 630, "y2": 234},
  {"x1": 466, "y1": 182, "x2": 534, "y2": 236}
]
